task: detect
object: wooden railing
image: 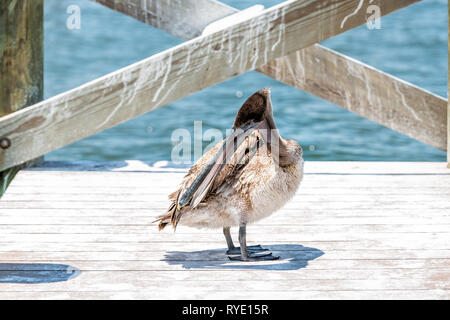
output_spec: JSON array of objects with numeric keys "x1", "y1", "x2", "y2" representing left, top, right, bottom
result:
[
  {"x1": 0, "y1": 0, "x2": 448, "y2": 178},
  {"x1": 95, "y1": 0, "x2": 446, "y2": 151}
]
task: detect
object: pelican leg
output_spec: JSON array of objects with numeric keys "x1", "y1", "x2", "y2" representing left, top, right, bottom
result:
[
  {"x1": 228, "y1": 224, "x2": 279, "y2": 261},
  {"x1": 224, "y1": 226, "x2": 269, "y2": 255},
  {"x1": 223, "y1": 227, "x2": 236, "y2": 253}
]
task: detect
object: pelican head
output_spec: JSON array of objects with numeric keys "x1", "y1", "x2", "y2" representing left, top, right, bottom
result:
[
  {"x1": 233, "y1": 88, "x2": 273, "y2": 129},
  {"x1": 233, "y1": 88, "x2": 301, "y2": 167}
]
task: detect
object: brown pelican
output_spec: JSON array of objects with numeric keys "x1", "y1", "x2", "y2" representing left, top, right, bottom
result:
[{"x1": 155, "y1": 88, "x2": 304, "y2": 261}]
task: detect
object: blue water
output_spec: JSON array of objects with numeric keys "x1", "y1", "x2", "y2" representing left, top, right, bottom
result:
[{"x1": 44, "y1": 0, "x2": 447, "y2": 163}]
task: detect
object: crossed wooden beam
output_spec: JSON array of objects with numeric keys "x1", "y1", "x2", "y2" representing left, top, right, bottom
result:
[{"x1": 0, "y1": 0, "x2": 446, "y2": 172}]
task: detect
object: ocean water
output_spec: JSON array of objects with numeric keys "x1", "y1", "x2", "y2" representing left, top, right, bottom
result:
[{"x1": 44, "y1": 0, "x2": 447, "y2": 163}]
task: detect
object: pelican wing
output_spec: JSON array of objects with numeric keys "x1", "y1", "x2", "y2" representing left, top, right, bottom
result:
[
  {"x1": 197, "y1": 132, "x2": 260, "y2": 204},
  {"x1": 158, "y1": 124, "x2": 264, "y2": 229}
]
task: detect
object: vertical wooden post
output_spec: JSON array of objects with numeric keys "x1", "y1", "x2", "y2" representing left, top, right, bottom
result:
[{"x1": 0, "y1": 0, "x2": 44, "y2": 195}]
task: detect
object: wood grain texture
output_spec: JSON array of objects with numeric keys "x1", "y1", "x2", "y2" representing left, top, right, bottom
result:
[
  {"x1": 0, "y1": 0, "x2": 421, "y2": 172},
  {"x1": 0, "y1": 290, "x2": 447, "y2": 300},
  {"x1": 0, "y1": 161, "x2": 449, "y2": 299},
  {"x1": 0, "y1": 0, "x2": 43, "y2": 115},
  {"x1": 92, "y1": 0, "x2": 236, "y2": 40},
  {"x1": 0, "y1": 0, "x2": 44, "y2": 197}
]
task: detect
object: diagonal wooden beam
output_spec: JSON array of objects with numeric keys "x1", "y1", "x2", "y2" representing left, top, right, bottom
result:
[
  {"x1": 0, "y1": 0, "x2": 426, "y2": 171},
  {"x1": 259, "y1": 46, "x2": 447, "y2": 151},
  {"x1": 94, "y1": 0, "x2": 446, "y2": 151},
  {"x1": 92, "y1": 0, "x2": 236, "y2": 40}
]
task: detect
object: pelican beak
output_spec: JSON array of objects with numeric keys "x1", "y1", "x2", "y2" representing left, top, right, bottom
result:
[{"x1": 259, "y1": 89, "x2": 281, "y2": 147}]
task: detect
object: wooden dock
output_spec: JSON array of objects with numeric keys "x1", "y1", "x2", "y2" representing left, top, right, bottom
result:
[
  {"x1": 0, "y1": 0, "x2": 448, "y2": 301},
  {"x1": 0, "y1": 161, "x2": 449, "y2": 299}
]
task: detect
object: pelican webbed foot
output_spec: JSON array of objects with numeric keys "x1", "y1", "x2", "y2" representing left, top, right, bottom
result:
[
  {"x1": 228, "y1": 251, "x2": 280, "y2": 261},
  {"x1": 224, "y1": 224, "x2": 280, "y2": 262},
  {"x1": 226, "y1": 244, "x2": 268, "y2": 255}
]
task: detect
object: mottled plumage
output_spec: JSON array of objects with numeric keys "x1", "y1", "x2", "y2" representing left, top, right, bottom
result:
[{"x1": 155, "y1": 88, "x2": 303, "y2": 261}]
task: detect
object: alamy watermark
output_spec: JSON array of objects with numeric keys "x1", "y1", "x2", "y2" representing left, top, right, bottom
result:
[
  {"x1": 66, "y1": 5, "x2": 81, "y2": 30},
  {"x1": 170, "y1": 121, "x2": 277, "y2": 165},
  {"x1": 169, "y1": 121, "x2": 308, "y2": 166},
  {"x1": 366, "y1": 4, "x2": 381, "y2": 30}
]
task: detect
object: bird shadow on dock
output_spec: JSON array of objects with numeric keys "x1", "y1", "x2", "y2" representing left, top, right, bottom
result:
[
  {"x1": 163, "y1": 244, "x2": 324, "y2": 270},
  {"x1": 0, "y1": 263, "x2": 80, "y2": 284}
]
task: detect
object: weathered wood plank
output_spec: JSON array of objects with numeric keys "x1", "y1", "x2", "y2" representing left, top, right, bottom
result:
[
  {"x1": 0, "y1": 268, "x2": 448, "y2": 281},
  {"x1": 20, "y1": 160, "x2": 450, "y2": 174},
  {"x1": 1, "y1": 223, "x2": 449, "y2": 234},
  {"x1": 0, "y1": 289, "x2": 447, "y2": 300},
  {"x1": 0, "y1": 232, "x2": 448, "y2": 245},
  {"x1": 10, "y1": 172, "x2": 450, "y2": 183},
  {"x1": 0, "y1": 0, "x2": 422, "y2": 172},
  {"x1": 1, "y1": 258, "x2": 449, "y2": 271},
  {"x1": 92, "y1": 0, "x2": 236, "y2": 40},
  {"x1": 4, "y1": 192, "x2": 450, "y2": 202},
  {"x1": 1, "y1": 201, "x2": 448, "y2": 210},
  {"x1": 1, "y1": 161, "x2": 449, "y2": 299},
  {"x1": 0, "y1": 240, "x2": 449, "y2": 258},
  {"x1": 1, "y1": 207, "x2": 447, "y2": 216},
  {"x1": 11, "y1": 160, "x2": 449, "y2": 176},
  {"x1": 0, "y1": 290, "x2": 448, "y2": 300},
  {"x1": 95, "y1": 0, "x2": 445, "y2": 150},
  {"x1": 1, "y1": 255, "x2": 450, "y2": 271},
  {"x1": 0, "y1": 214, "x2": 448, "y2": 225},
  {"x1": 2, "y1": 248, "x2": 450, "y2": 261},
  {"x1": 7, "y1": 169, "x2": 450, "y2": 189},
  {"x1": 0, "y1": 0, "x2": 43, "y2": 116},
  {"x1": 6, "y1": 186, "x2": 450, "y2": 196},
  {"x1": 0, "y1": 274, "x2": 449, "y2": 291},
  {"x1": 0, "y1": 240, "x2": 447, "y2": 252}
]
